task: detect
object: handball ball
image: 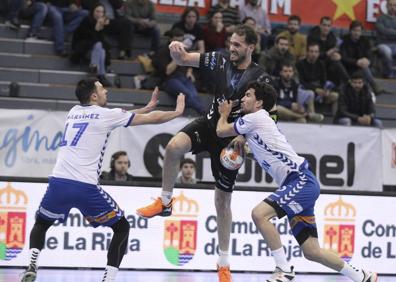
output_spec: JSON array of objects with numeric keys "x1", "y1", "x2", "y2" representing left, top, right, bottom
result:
[{"x1": 220, "y1": 146, "x2": 245, "y2": 170}]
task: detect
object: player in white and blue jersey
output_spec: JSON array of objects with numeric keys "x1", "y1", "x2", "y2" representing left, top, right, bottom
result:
[
  {"x1": 216, "y1": 81, "x2": 377, "y2": 282},
  {"x1": 20, "y1": 78, "x2": 185, "y2": 282}
]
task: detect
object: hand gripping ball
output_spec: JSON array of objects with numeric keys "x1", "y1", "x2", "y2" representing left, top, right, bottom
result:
[{"x1": 220, "y1": 145, "x2": 245, "y2": 170}]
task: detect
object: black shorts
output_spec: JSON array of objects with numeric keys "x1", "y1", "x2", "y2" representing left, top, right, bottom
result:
[{"x1": 180, "y1": 117, "x2": 238, "y2": 192}]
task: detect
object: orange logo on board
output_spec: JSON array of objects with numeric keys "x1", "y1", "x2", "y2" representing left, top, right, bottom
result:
[
  {"x1": 163, "y1": 192, "x2": 199, "y2": 266},
  {"x1": 0, "y1": 183, "x2": 28, "y2": 260},
  {"x1": 323, "y1": 197, "x2": 356, "y2": 262}
]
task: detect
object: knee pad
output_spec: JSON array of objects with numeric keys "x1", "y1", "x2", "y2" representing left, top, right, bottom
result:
[
  {"x1": 111, "y1": 217, "x2": 130, "y2": 234},
  {"x1": 215, "y1": 173, "x2": 235, "y2": 192},
  {"x1": 35, "y1": 214, "x2": 54, "y2": 230}
]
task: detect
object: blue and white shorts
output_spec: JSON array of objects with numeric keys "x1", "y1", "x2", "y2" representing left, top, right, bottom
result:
[
  {"x1": 37, "y1": 177, "x2": 123, "y2": 227},
  {"x1": 264, "y1": 162, "x2": 320, "y2": 245}
]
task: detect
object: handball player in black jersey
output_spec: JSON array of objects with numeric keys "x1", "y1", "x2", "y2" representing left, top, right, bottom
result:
[{"x1": 137, "y1": 25, "x2": 271, "y2": 282}]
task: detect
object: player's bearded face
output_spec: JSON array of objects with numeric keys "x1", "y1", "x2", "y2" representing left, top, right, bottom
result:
[{"x1": 229, "y1": 34, "x2": 250, "y2": 65}]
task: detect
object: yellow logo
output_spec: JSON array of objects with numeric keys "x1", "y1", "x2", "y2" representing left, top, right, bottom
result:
[
  {"x1": 0, "y1": 182, "x2": 28, "y2": 260},
  {"x1": 323, "y1": 196, "x2": 356, "y2": 262},
  {"x1": 163, "y1": 191, "x2": 199, "y2": 266}
]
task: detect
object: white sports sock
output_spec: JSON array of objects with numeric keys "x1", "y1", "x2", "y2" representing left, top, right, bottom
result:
[
  {"x1": 217, "y1": 249, "x2": 230, "y2": 267},
  {"x1": 161, "y1": 191, "x2": 173, "y2": 206},
  {"x1": 102, "y1": 265, "x2": 118, "y2": 282},
  {"x1": 340, "y1": 262, "x2": 364, "y2": 282},
  {"x1": 29, "y1": 248, "x2": 40, "y2": 267},
  {"x1": 271, "y1": 247, "x2": 291, "y2": 272}
]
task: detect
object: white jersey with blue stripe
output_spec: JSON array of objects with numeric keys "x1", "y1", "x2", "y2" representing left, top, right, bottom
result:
[
  {"x1": 52, "y1": 105, "x2": 134, "y2": 184},
  {"x1": 234, "y1": 109, "x2": 305, "y2": 186}
]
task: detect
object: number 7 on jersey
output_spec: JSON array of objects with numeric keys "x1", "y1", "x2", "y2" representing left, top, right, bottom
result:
[{"x1": 59, "y1": 122, "x2": 89, "y2": 147}]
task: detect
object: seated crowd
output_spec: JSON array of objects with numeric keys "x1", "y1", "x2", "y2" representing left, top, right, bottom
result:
[{"x1": 3, "y1": 0, "x2": 394, "y2": 127}]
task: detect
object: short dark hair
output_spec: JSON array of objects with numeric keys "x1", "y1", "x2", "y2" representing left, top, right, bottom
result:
[
  {"x1": 307, "y1": 41, "x2": 320, "y2": 51},
  {"x1": 288, "y1": 15, "x2": 301, "y2": 24},
  {"x1": 350, "y1": 71, "x2": 364, "y2": 80},
  {"x1": 180, "y1": 158, "x2": 196, "y2": 169},
  {"x1": 75, "y1": 78, "x2": 98, "y2": 104},
  {"x1": 167, "y1": 27, "x2": 184, "y2": 38},
  {"x1": 320, "y1": 16, "x2": 332, "y2": 24},
  {"x1": 242, "y1": 16, "x2": 256, "y2": 25},
  {"x1": 234, "y1": 24, "x2": 258, "y2": 45},
  {"x1": 349, "y1": 20, "x2": 363, "y2": 31},
  {"x1": 247, "y1": 81, "x2": 277, "y2": 112},
  {"x1": 280, "y1": 62, "x2": 294, "y2": 70},
  {"x1": 275, "y1": 35, "x2": 288, "y2": 44}
]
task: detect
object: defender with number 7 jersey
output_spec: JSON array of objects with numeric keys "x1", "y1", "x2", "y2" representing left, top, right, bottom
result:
[{"x1": 53, "y1": 105, "x2": 133, "y2": 185}]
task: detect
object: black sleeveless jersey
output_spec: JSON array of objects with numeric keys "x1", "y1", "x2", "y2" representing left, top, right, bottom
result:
[{"x1": 199, "y1": 51, "x2": 271, "y2": 129}]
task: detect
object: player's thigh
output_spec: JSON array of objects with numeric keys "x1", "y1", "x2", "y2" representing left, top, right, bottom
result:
[
  {"x1": 251, "y1": 201, "x2": 278, "y2": 222},
  {"x1": 76, "y1": 186, "x2": 123, "y2": 228},
  {"x1": 179, "y1": 117, "x2": 210, "y2": 154},
  {"x1": 166, "y1": 131, "x2": 192, "y2": 155},
  {"x1": 37, "y1": 177, "x2": 75, "y2": 223},
  {"x1": 266, "y1": 170, "x2": 320, "y2": 217}
]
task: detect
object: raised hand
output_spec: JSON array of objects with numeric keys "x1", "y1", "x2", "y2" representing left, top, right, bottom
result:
[
  {"x1": 218, "y1": 100, "x2": 233, "y2": 117},
  {"x1": 175, "y1": 93, "x2": 185, "y2": 116},
  {"x1": 145, "y1": 86, "x2": 159, "y2": 112},
  {"x1": 169, "y1": 41, "x2": 187, "y2": 63}
]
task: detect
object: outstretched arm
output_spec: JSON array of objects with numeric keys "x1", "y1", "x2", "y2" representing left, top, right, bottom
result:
[
  {"x1": 130, "y1": 94, "x2": 185, "y2": 126},
  {"x1": 216, "y1": 100, "x2": 238, "y2": 138},
  {"x1": 169, "y1": 41, "x2": 200, "y2": 67},
  {"x1": 131, "y1": 87, "x2": 160, "y2": 114}
]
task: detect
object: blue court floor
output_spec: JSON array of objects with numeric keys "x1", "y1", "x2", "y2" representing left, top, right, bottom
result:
[{"x1": 1, "y1": 268, "x2": 395, "y2": 282}]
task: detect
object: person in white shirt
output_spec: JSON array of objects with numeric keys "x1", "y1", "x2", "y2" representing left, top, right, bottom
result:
[
  {"x1": 216, "y1": 81, "x2": 377, "y2": 282},
  {"x1": 20, "y1": 78, "x2": 185, "y2": 282}
]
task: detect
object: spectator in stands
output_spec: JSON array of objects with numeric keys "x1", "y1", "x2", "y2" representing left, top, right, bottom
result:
[
  {"x1": 152, "y1": 27, "x2": 205, "y2": 115},
  {"x1": 340, "y1": 20, "x2": 384, "y2": 96},
  {"x1": 242, "y1": 17, "x2": 261, "y2": 62},
  {"x1": 335, "y1": 72, "x2": 383, "y2": 128},
  {"x1": 171, "y1": 7, "x2": 205, "y2": 53},
  {"x1": 84, "y1": 0, "x2": 133, "y2": 60},
  {"x1": 278, "y1": 15, "x2": 307, "y2": 60},
  {"x1": 124, "y1": 0, "x2": 160, "y2": 53},
  {"x1": 307, "y1": 16, "x2": 349, "y2": 87},
  {"x1": 239, "y1": 0, "x2": 271, "y2": 50},
  {"x1": 296, "y1": 42, "x2": 339, "y2": 115},
  {"x1": 259, "y1": 36, "x2": 295, "y2": 78},
  {"x1": 4, "y1": 0, "x2": 23, "y2": 29},
  {"x1": 100, "y1": 151, "x2": 134, "y2": 181},
  {"x1": 207, "y1": 0, "x2": 240, "y2": 34},
  {"x1": 274, "y1": 63, "x2": 324, "y2": 123},
  {"x1": 175, "y1": 158, "x2": 197, "y2": 184},
  {"x1": 71, "y1": 3, "x2": 112, "y2": 87},
  {"x1": 46, "y1": 0, "x2": 89, "y2": 57},
  {"x1": 203, "y1": 11, "x2": 227, "y2": 52},
  {"x1": 376, "y1": 0, "x2": 396, "y2": 78},
  {"x1": 4, "y1": 0, "x2": 48, "y2": 39}
]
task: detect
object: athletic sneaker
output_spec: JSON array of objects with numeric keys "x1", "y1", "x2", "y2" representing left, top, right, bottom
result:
[
  {"x1": 266, "y1": 266, "x2": 295, "y2": 282},
  {"x1": 20, "y1": 264, "x2": 37, "y2": 282},
  {"x1": 217, "y1": 265, "x2": 231, "y2": 282},
  {"x1": 136, "y1": 197, "x2": 173, "y2": 218},
  {"x1": 362, "y1": 270, "x2": 378, "y2": 282}
]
